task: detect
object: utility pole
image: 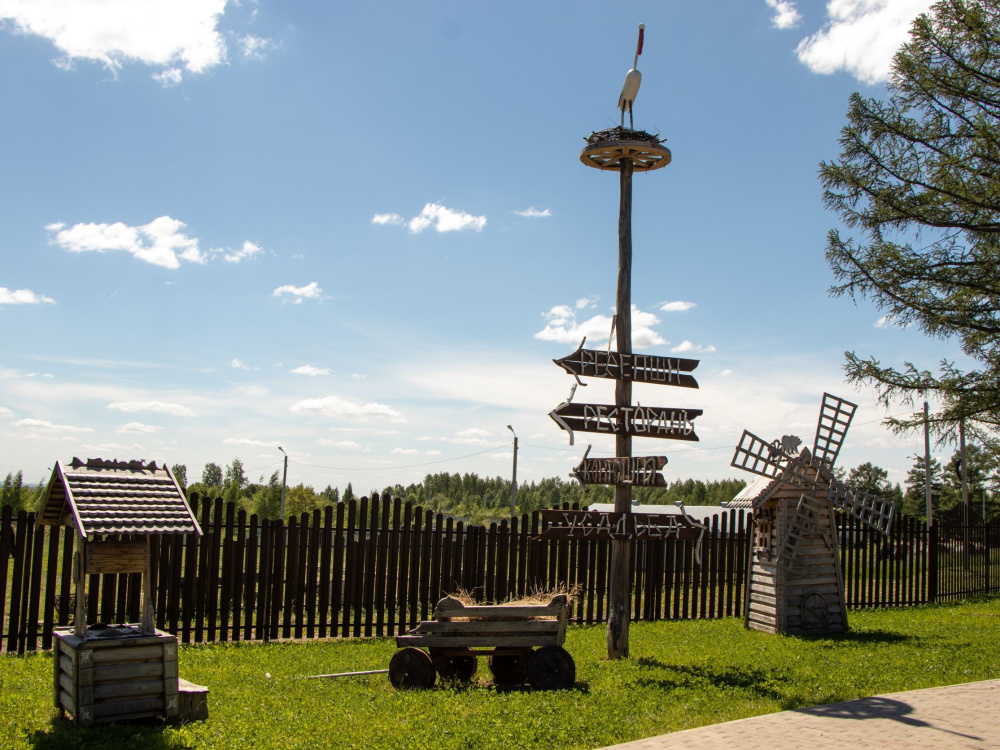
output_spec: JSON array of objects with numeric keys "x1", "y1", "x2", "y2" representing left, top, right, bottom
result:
[
  {"x1": 924, "y1": 402, "x2": 932, "y2": 528},
  {"x1": 960, "y1": 419, "x2": 970, "y2": 571},
  {"x1": 507, "y1": 425, "x2": 518, "y2": 517},
  {"x1": 278, "y1": 446, "x2": 288, "y2": 522}
]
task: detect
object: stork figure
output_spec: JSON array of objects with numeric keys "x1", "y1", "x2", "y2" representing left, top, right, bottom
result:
[{"x1": 618, "y1": 24, "x2": 644, "y2": 129}]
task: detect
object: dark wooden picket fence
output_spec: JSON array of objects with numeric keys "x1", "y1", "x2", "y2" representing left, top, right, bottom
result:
[{"x1": 2, "y1": 495, "x2": 999, "y2": 654}]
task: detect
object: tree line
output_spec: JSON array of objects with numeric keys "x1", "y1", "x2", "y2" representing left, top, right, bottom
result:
[{"x1": 6, "y1": 448, "x2": 999, "y2": 525}]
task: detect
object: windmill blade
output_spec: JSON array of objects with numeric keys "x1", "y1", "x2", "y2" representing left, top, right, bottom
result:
[
  {"x1": 827, "y1": 479, "x2": 896, "y2": 535},
  {"x1": 731, "y1": 430, "x2": 787, "y2": 478},
  {"x1": 812, "y1": 393, "x2": 857, "y2": 471}
]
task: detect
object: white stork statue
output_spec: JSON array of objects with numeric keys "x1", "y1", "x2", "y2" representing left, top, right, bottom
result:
[{"x1": 618, "y1": 24, "x2": 644, "y2": 130}]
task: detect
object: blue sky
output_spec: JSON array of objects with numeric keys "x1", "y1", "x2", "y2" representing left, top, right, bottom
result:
[{"x1": 0, "y1": 0, "x2": 957, "y2": 493}]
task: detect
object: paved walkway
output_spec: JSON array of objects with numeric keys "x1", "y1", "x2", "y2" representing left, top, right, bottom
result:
[{"x1": 602, "y1": 679, "x2": 1000, "y2": 749}]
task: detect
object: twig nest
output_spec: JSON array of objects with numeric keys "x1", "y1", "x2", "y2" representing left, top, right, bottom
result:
[{"x1": 581, "y1": 127, "x2": 671, "y2": 171}]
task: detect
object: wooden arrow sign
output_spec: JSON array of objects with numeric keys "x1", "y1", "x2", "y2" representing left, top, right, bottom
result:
[
  {"x1": 536, "y1": 509, "x2": 706, "y2": 544},
  {"x1": 554, "y1": 340, "x2": 699, "y2": 388},
  {"x1": 571, "y1": 450, "x2": 668, "y2": 488},
  {"x1": 549, "y1": 401, "x2": 701, "y2": 444}
]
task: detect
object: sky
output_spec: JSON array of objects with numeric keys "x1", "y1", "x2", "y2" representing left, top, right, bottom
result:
[{"x1": 0, "y1": 0, "x2": 963, "y2": 495}]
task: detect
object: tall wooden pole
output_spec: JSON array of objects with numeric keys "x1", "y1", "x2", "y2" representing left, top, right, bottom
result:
[
  {"x1": 607, "y1": 157, "x2": 634, "y2": 660},
  {"x1": 924, "y1": 401, "x2": 932, "y2": 528}
]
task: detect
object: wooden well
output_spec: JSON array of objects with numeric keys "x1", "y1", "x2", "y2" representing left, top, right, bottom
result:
[
  {"x1": 35, "y1": 457, "x2": 203, "y2": 725},
  {"x1": 53, "y1": 627, "x2": 179, "y2": 727}
]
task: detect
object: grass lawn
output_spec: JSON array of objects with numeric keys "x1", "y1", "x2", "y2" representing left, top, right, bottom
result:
[{"x1": 3, "y1": 597, "x2": 1000, "y2": 749}]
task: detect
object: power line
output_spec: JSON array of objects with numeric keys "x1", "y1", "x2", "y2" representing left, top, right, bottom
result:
[{"x1": 295, "y1": 443, "x2": 510, "y2": 472}]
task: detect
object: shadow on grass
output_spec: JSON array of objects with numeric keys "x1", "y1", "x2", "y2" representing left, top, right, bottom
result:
[
  {"x1": 635, "y1": 658, "x2": 787, "y2": 700},
  {"x1": 29, "y1": 715, "x2": 180, "y2": 750},
  {"x1": 793, "y1": 629, "x2": 916, "y2": 646}
]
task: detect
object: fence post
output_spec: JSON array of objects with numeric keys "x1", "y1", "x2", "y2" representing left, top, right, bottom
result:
[{"x1": 927, "y1": 519, "x2": 938, "y2": 604}]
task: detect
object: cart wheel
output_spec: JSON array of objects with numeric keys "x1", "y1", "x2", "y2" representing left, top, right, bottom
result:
[
  {"x1": 430, "y1": 647, "x2": 478, "y2": 681},
  {"x1": 389, "y1": 647, "x2": 436, "y2": 690},
  {"x1": 488, "y1": 647, "x2": 532, "y2": 686},
  {"x1": 528, "y1": 645, "x2": 575, "y2": 690}
]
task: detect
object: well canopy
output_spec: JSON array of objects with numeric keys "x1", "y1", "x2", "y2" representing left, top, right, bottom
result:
[{"x1": 35, "y1": 458, "x2": 201, "y2": 540}]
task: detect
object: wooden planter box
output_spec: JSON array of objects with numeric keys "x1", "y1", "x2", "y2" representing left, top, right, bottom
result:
[{"x1": 53, "y1": 627, "x2": 179, "y2": 727}]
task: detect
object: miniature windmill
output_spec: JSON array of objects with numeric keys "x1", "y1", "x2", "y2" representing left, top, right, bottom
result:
[{"x1": 728, "y1": 393, "x2": 896, "y2": 634}]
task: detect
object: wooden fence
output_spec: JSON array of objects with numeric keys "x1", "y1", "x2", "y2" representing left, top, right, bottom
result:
[{"x1": 2, "y1": 495, "x2": 998, "y2": 654}]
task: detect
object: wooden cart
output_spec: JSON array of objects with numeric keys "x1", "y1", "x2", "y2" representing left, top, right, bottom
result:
[{"x1": 389, "y1": 594, "x2": 575, "y2": 690}]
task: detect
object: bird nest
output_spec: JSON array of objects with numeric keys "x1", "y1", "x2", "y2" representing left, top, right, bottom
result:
[{"x1": 585, "y1": 127, "x2": 663, "y2": 146}]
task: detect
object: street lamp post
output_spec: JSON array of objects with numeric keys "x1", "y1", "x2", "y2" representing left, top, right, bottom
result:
[
  {"x1": 277, "y1": 446, "x2": 288, "y2": 522},
  {"x1": 507, "y1": 425, "x2": 518, "y2": 517}
]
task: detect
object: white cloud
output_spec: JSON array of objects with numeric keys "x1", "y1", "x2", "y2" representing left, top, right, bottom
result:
[
  {"x1": 875, "y1": 315, "x2": 891, "y2": 328},
  {"x1": 290, "y1": 365, "x2": 330, "y2": 376},
  {"x1": 240, "y1": 34, "x2": 273, "y2": 59},
  {"x1": 152, "y1": 67, "x2": 182, "y2": 87},
  {"x1": 290, "y1": 394, "x2": 405, "y2": 422},
  {"x1": 0, "y1": 0, "x2": 228, "y2": 79},
  {"x1": 425, "y1": 450, "x2": 442, "y2": 456},
  {"x1": 0, "y1": 287, "x2": 55, "y2": 305},
  {"x1": 416, "y1": 428, "x2": 495, "y2": 446},
  {"x1": 0, "y1": 406, "x2": 12, "y2": 417},
  {"x1": 514, "y1": 207, "x2": 552, "y2": 218},
  {"x1": 795, "y1": 0, "x2": 934, "y2": 84},
  {"x1": 273, "y1": 281, "x2": 322, "y2": 303},
  {"x1": 107, "y1": 400, "x2": 196, "y2": 416},
  {"x1": 48, "y1": 216, "x2": 206, "y2": 269},
  {"x1": 318, "y1": 439, "x2": 363, "y2": 449},
  {"x1": 766, "y1": 0, "x2": 802, "y2": 29},
  {"x1": 534, "y1": 304, "x2": 665, "y2": 349},
  {"x1": 372, "y1": 213, "x2": 403, "y2": 226},
  {"x1": 12, "y1": 417, "x2": 93, "y2": 433},
  {"x1": 660, "y1": 300, "x2": 696, "y2": 312},
  {"x1": 719, "y1": 369, "x2": 733, "y2": 377},
  {"x1": 671, "y1": 340, "x2": 717, "y2": 354},
  {"x1": 409, "y1": 203, "x2": 486, "y2": 233},
  {"x1": 80, "y1": 442, "x2": 144, "y2": 454},
  {"x1": 231, "y1": 358, "x2": 248, "y2": 369},
  {"x1": 575, "y1": 296, "x2": 598, "y2": 310},
  {"x1": 391, "y1": 448, "x2": 420, "y2": 455},
  {"x1": 222, "y1": 240, "x2": 263, "y2": 263},
  {"x1": 223, "y1": 437, "x2": 278, "y2": 447},
  {"x1": 116, "y1": 422, "x2": 162, "y2": 434}
]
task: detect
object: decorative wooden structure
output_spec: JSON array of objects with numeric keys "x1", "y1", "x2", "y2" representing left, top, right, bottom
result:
[
  {"x1": 35, "y1": 457, "x2": 202, "y2": 726},
  {"x1": 729, "y1": 394, "x2": 896, "y2": 634},
  {"x1": 390, "y1": 594, "x2": 574, "y2": 690}
]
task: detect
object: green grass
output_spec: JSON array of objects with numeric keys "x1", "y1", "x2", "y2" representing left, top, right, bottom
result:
[{"x1": 3, "y1": 597, "x2": 1000, "y2": 749}]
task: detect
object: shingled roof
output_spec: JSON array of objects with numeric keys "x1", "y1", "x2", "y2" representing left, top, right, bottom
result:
[
  {"x1": 727, "y1": 449, "x2": 831, "y2": 510},
  {"x1": 35, "y1": 458, "x2": 202, "y2": 540}
]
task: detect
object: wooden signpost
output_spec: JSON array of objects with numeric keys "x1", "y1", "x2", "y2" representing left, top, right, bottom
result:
[
  {"x1": 554, "y1": 340, "x2": 699, "y2": 389},
  {"x1": 549, "y1": 401, "x2": 702, "y2": 444},
  {"x1": 545, "y1": 25, "x2": 707, "y2": 659}
]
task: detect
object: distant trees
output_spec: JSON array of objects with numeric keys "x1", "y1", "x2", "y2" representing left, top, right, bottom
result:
[
  {"x1": 1, "y1": 470, "x2": 46, "y2": 512},
  {"x1": 201, "y1": 462, "x2": 223, "y2": 487},
  {"x1": 171, "y1": 463, "x2": 188, "y2": 488}
]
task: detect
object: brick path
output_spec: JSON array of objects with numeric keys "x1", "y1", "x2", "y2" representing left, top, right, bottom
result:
[{"x1": 601, "y1": 679, "x2": 1000, "y2": 749}]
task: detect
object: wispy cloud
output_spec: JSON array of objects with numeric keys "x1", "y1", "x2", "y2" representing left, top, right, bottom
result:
[
  {"x1": 391, "y1": 448, "x2": 420, "y2": 455},
  {"x1": 231, "y1": 358, "x2": 249, "y2": 369},
  {"x1": 795, "y1": 0, "x2": 934, "y2": 84},
  {"x1": 223, "y1": 437, "x2": 279, "y2": 447},
  {"x1": 534, "y1": 304, "x2": 665, "y2": 349},
  {"x1": 221, "y1": 240, "x2": 263, "y2": 263},
  {"x1": 318, "y1": 438, "x2": 363, "y2": 449},
  {"x1": 0, "y1": 287, "x2": 55, "y2": 305},
  {"x1": 0, "y1": 407, "x2": 13, "y2": 418},
  {"x1": 765, "y1": 0, "x2": 802, "y2": 29},
  {"x1": 576, "y1": 296, "x2": 598, "y2": 310},
  {"x1": 290, "y1": 394, "x2": 405, "y2": 422},
  {"x1": 671, "y1": 340, "x2": 716, "y2": 354},
  {"x1": 514, "y1": 207, "x2": 551, "y2": 218},
  {"x1": 240, "y1": 34, "x2": 274, "y2": 59},
  {"x1": 107, "y1": 400, "x2": 196, "y2": 416},
  {"x1": 12, "y1": 417, "x2": 93, "y2": 433},
  {"x1": 659, "y1": 300, "x2": 695, "y2": 312},
  {"x1": 290, "y1": 365, "x2": 330, "y2": 376},
  {"x1": 0, "y1": 0, "x2": 229, "y2": 80},
  {"x1": 116, "y1": 422, "x2": 162, "y2": 434},
  {"x1": 374, "y1": 203, "x2": 487, "y2": 234},
  {"x1": 273, "y1": 282, "x2": 322, "y2": 303}
]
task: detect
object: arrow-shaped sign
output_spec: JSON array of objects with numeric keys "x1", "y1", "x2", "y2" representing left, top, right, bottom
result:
[
  {"x1": 554, "y1": 339, "x2": 699, "y2": 388},
  {"x1": 535, "y1": 509, "x2": 706, "y2": 545},
  {"x1": 571, "y1": 446, "x2": 668, "y2": 487},
  {"x1": 549, "y1": 401, "x2": 702, "y2": 445}
]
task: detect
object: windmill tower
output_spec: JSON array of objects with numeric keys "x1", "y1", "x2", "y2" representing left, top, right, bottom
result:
[{"x1": 728, "y1": 394, "x2": 896, "y2": 635}]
